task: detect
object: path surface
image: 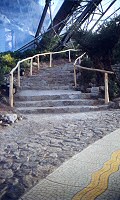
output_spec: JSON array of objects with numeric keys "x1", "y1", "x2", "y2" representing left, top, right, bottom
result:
[
  {"x1": 19, "y1": 128, "x2": 120, "y2": 200},
  {"x1": 0, "y1": 110, "x2": 120, "y2": 199}
]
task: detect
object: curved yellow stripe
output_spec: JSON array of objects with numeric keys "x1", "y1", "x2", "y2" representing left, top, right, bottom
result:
[{"x1": 72, "y1": 149, "x2": 120, "y2": 200}]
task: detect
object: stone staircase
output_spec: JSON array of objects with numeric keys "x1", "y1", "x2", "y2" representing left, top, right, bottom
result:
[
  {"x1": 19, "y1": 63, "x2": 74, "y2": 90},
  {"x1": 15, "y1": 62, "x2": 108, "y2": 114}
]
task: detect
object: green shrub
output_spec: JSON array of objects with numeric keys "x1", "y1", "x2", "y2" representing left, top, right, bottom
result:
[
  {"x1": 20, "y1": 60, "x2": 30, "y2": 69},
  {"x1": 1, "y1": 53, "x2": 17, "y2": 66},
  {"x1": 81, "y1": 57, "x2": 94, "y2": 68},
  {"x1": 0, "y1": 53, "x2": 17, "y2": 86},
  {"x1": 109, "y1": 75, "x2": 120, "y2": 99}
]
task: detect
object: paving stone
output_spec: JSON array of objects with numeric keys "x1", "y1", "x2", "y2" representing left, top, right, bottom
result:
[
  {"x1": 0, "y1": 178, "x2": 5, "y2": 185},
  {"x1": 0, "y1": 110, "x2": 120, "y2": 199},
  {"x1": 12, "y1": 163, "x2": 21, "y2": 171},
  {"x1": 3, "y1": 160, "x2": 13, "y2": 169},
  {"x1": 0, "y1": 169, "x2": 13, "y2": 179},
  {"x1": 23, "y1": 175, "x2": 35, "y2": 188}
]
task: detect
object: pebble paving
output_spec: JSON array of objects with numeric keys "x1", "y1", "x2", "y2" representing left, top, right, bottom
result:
[{"x1": 0, "y1": 110, "x2": 120, "y2": 200}]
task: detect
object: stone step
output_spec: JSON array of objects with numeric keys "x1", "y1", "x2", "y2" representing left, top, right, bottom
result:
[
  {"x1": 20, "y1": 86, "x2": 72, "y2": 90},
  {"x1": 21, "y1": 80, "x2": 74, "y2": 84},
  {"x1": 20, "y1": 80, "x2": 74, "y2": 88},
  {"x1": 20, "y1": 64, "x2": 75, "y2": 91},
  {"x1": 15, "y1": 63, "x2": 108, "y2": 115},
  {"x1": 24, "y1": 72, "x2": 73, "y2": 76},
  {"x1": 15, "y1": 99, "x2": 99, "y2": 107},
  {"x1": 16, "y1": 105, "x2": 108, "y2": 114},
  {"x1": 20, "y1": 79, "x2": 74, "y2": 85},
  {"x1": 29, "y1": 73, "x2": 73, "y2": 77},
  {"x1": 15, "y1": 90, "x2": 91, "y2": 101},
  {"x1": 22, "y1": 76, "x2": 73, "y2": 81}
]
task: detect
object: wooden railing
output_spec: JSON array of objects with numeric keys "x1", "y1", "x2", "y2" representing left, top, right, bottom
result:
[
  {"x1": 9, "y1": 49, "x2": 78, "y2": 107},
  {"x1": 74, "y1": 54, "x2": 114, "y2": 104}
]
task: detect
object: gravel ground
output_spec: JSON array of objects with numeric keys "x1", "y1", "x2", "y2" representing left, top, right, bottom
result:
[{"x1": 0, "y1": 110, "x2": 120, "y2": 200}]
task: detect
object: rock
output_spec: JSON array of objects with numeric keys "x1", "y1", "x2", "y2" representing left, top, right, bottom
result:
[
  {"x1": 49, "y1": 153, "x2": 58, "y2": 158},
  {"x1": 99, "y1": 86, "x2": 105, "y2": 91},
  {"x1": 1, "y1": 123, "x2": 10, "y2": 126},
  {"x1": 91, "y1": 87, "x2": 99, "y2": 93},
  {"x1": 17, "y1": 115, "x2": 23, "y2": 121},
  {"x1": 0, "y1": 186, "x2": 7, "y2": 200},
  {"x1": 12, "y1": 163, "x2": 21, "y2": 171},
  {"x1": 0, "y1": 113, "x2": 21, "y2": 126},
  {"x1": 49, "y1": 144, "x2": 61, "y2": 148},
  {"x1": 33, "y1": 62, "x2": 38, "y2": 66},
  {"x1": 86, "y1": 88, "x2": 91, "y2": 92},
  {"x1": 0, "y1": 178, "x2": 5, "y2": 185},
  {"x1": 7, "y1": 177, "x2": 19, "y2": 186},
  {"x1": 111, "y1": 97, "x2": 120, "y2": 108},
  {"x1": 3, "y1": 161, "x2": 13, "y2": 169},
  {"x1": 29, "y1": 154, "x2": 37, "y2": 162},
  {"x1": 2, "y1": 116, "x2": 8, "y2": 121},
  {"x1": 23, "y1": 175, "x2": 34, "y2": 188},
  {"x1": 20, "y1": 166, "x2": 32, "y2": 174},
  {"x1": 6, "y1": 143, "x2": 18, "y2": 151},
  {"x1": 1, "y1": 183, "x2": 25, "y2": 200},
  {"x1": 5, "y1": 114, "x2": 17, "y2": 123},
  {"x1": 0, "y1": 169, "x2": 13, "y2": 179}
]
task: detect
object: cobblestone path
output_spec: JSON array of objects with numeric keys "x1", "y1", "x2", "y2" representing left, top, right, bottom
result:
[{"x1": 0, "y1": 110, "x2": 120, "y2": 199}]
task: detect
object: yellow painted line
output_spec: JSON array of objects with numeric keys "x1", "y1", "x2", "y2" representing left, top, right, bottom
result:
[{"x1": 72, "y1": 149, "x2": 120, "y2": 200}]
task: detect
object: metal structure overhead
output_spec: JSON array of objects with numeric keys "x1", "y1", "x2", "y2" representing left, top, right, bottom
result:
[
  {"x1": 46, "y1": 0, "x2": 81, "y2": 36},
  {"x1": 18, "y1": 0, "x2": 119, "y2": 52},
  {"x1": 35, "y1": 0, "x2": 52, "y2": 38},
  {"x1": 59, "y1": 0, "x2": 117, "y2": 48}
]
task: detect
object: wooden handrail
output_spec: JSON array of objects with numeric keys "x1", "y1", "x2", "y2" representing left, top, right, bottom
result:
[
  {"x1": 9, "y1": 48, "x2": 78, "y2": 107},
  {"x1": 75, "y1": 65, "x2": 114, "y2": 74},
  {"x1": 74, "y1": 52, "x2": 86, "y2": 66},
  {"x1": 74, "y1": 55, "x2": 114, "y2": 104}
]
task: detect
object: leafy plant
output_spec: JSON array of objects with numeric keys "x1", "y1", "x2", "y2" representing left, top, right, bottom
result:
[
  {"x1": 72, "y1": 15, "x2": 120, "y2": 69},
  {"x1": 109, "y1": 75, "x2": 120, "y2": 99},
  {"x1": 0, "y1": 53, "x2": 17, "y2": 86}
]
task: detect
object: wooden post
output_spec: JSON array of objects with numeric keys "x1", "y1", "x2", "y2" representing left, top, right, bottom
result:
[
  {"x1": 105, "y1": 73, "x2": 109, "y2": 104},
  {"x1": 38, "y1": 55, "x2": 40, "y2": 70},
  {"x1": 30, "y1": 58, "x2": 33, "y2": 76},
  {"x1": 74, "y1": 65, "x2": 77, "y2": 88},
  {"x1": 9, "y1": 73, "x2": 14, "y2": 107},
  {"x1": 50, "y1": 53, "x2": 52, "y2": 67},
  {"x1": 18, "y1": 63, "x2": 20, "y2": 87},
  {"x1": 69, "y1": 50, "x2": 71, "y2": 62}
]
